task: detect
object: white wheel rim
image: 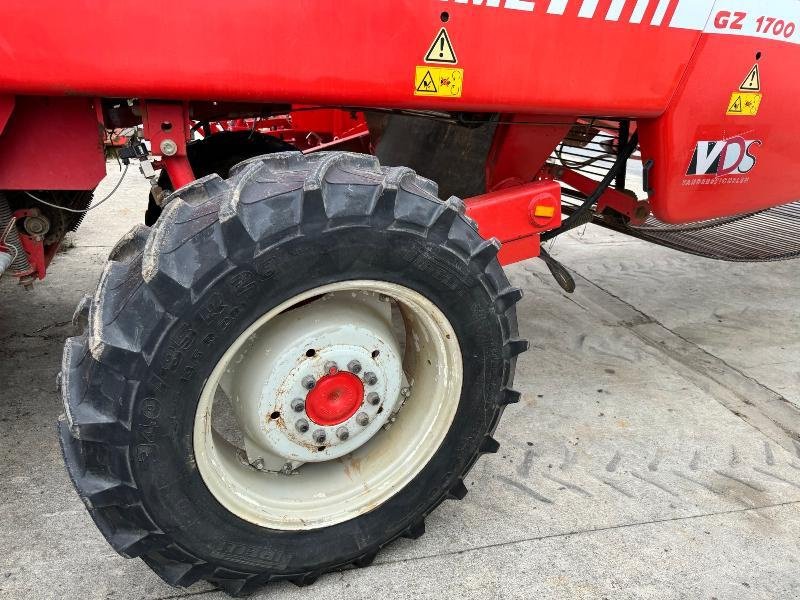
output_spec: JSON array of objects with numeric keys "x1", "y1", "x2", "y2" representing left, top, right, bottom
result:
[{"x1": 194, "y1": 280, "x2": 463, "y2": 530}]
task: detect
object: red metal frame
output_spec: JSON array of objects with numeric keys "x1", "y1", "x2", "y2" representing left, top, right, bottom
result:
[
  {"x1": 1, "y1": 0, "x2": 799, "y2": 281},
  {"x1": 465, "y1": 179, "x2": 562, "y2": 265},
  {"x1": 142, "y1": 102, "x2": 195, "y2": 189},
  {"x1": 11, "y1": 209, "x2": 51, "y2": 280},
  {"x1": 207, "y1": 108, "x2": 371, "y2": 153},
  {"x1": 557, "y1": 168, "x2": 651, "y2": 225}
]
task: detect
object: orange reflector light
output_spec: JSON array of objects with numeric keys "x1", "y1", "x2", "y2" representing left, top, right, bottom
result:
[{"x1": 533, "y1": 205, "x2": 555, "y2": 218}]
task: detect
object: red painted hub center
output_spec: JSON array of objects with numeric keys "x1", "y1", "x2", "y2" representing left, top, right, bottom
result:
[{"x1": 305, "y1": 371, "x2": 364, "y2": 426}]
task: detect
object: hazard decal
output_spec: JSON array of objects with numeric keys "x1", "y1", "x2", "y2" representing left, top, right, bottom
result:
[
  {"x1": 727, "y1": 91, "x2": 762, "y2": 116},
  {"x1": 424, "y1": 28, "x2": 458, "y2": 64},
  {"x1": 740, "y1": 64, "x2": 761, "y2": 91},
  {"x1": 414, "y1": 67, "x2": 463, "y2": 97}
]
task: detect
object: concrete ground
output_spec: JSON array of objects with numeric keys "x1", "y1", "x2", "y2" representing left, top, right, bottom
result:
[{"x1": 1, "y1": 165, "x2": 799, "y2": 600}]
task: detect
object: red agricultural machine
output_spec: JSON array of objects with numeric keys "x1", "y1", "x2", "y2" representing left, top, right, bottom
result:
[{"x1": 1, "y1": 0, "x2": 799, "y2": 595}]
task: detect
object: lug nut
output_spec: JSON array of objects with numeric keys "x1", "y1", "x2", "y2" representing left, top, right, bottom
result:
[
  {"x1": 356, "y1": 412, "x2": 370, "y2": 426},
  {"x1": 295, "y1": 419, "x2": 309, "y2": 433},
  {"x1": 324, "y1": 361, "x2": 338, "y2": 374},
  {"x1": 366, "y1": 392, "x2": 381, "y2": 406},
  {"x1": 336, "y1": 426, "x2": 350, "y2": 441},
  {"x1": 302, "y1": 375, "x2": 316, "y2": 390},
  {"x1": 348, "y1": 360, "x2": 362, "y2": 374},
  {"x1": 291, "y1": 398, "x2": 305, "y2": 412},
  {"x1": 312, "y1": 429, "x2": 327, "y2": 444},
  {"x1": 364, "y1": 372, "x2": 378, "y2": 386}
]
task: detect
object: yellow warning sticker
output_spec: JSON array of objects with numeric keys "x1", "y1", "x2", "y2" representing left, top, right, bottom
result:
[
  {"x1": 740, "y1": 64, "x2": 761, "y2": 91},
  {"x1": 414, "y1": 66, "x2": 464, "y2": 98},
  {"x1": 727, "y1": 91, "x2": 762, "y2": 116},
  {"x1": 425, "y1": 28, "x2": 458, "y2": 64}
]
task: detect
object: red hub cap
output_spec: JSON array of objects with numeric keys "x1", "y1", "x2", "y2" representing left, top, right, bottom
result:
[{"x1": 305, "y1": 371, "x2": 364, "y2": 426}]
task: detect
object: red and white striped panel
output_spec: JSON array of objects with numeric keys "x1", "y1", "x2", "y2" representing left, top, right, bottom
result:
[{"x1": 441, "y1": 0, "x2": 800, "y2": 45}]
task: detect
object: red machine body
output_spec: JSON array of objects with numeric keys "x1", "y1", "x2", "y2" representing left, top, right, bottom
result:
[{"x1": 0, "y1": 0, "x2": 799, "y2": 274}]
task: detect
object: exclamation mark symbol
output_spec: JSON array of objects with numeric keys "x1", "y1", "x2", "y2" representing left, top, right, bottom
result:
[{"x1": 439, "y1": 37, "x2": 445, "y2": 59}]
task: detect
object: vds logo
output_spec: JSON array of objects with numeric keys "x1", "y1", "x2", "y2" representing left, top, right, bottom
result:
[{"x1": 686, "y1": 137, "x2": 762, "y2": 176}]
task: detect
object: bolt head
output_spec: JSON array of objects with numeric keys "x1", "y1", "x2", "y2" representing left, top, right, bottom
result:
[
  {"x1": 347, "y1": 360, "x2": 362, "y2": 374},
  {"x1": 336, "y1": 426, "x2": 350, "y2": 441},
  {"x1": 159, "y1": 139, "x2": 178, "y2": 156},
  {"x1": 401, "y1": 387, "x2": 412, "y2": 398},
  {"x1": 302, "y1": 375, "x2": 316, "y2": 390},
  {"x1": 312, "y1": 429, "x2": 327, "y2": 444},
  {"x1": 291, "y1": 398, "x2": 305, "y2": 413},
  {"x1": 356, "y1": 412, "x2": 370, "y2": 426},
  {"x1": 324, "y1": 361, "x2": 339, "y2": 374},
  {"x1": 364, "y1": 371, "x2": 378, "y2": 386},
  {"x1": 295, "y1": 419, "x2": 309, "y2": 433},
  {"x1": 252, "y1": 458, "x2": 265, "y2": 471},
  {"x1": 366, "y1": 392, "x2": 381, "y2": 406}
]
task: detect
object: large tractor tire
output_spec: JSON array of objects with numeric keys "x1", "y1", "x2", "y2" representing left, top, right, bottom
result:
[{"x1": 59, "y1": 152, "x2": 526, "y2": 596}]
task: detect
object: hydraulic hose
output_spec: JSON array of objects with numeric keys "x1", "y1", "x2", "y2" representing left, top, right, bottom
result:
[{"x1": 542, "y1": 131, "x2": 639, "y2": 242}]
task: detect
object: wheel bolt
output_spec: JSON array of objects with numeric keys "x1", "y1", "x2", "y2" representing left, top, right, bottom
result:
[
  {"x1": 302, "y1": 375, "x2": 316, "y2": 390},
  {"x1": 348, "y1": 360, "x2": 362, "y2": 374},
  {"x1": 364, "y1": 372, "x2": 378, "y2": 386},
  {"x1": 356, "y1": 412, "x2": 370, "y2": 426},
  {"x1": 312, "y1": 429, "x2": 327, "y2": 444},
  {"x1": 295, "y1": 419, "x2": 309, "y2": 433},
  {"x1": 336, "y1": 426, "x2": 349, "y2": 441},
  {"x1": 291, "y1": 398, "x2": 305, "y2": 413},
  {"x1": 324, "y1": 361, "x2": 338, "y2": 374},
  {"x1": 366, "y1": 392, "x2": 380, "y2": 406},
  {"x1": 252, "y1": 458, "x2": 265, "y2": 471},
  {"x1": 401, "y1": 387, "x2": 412, "y2": 398}
]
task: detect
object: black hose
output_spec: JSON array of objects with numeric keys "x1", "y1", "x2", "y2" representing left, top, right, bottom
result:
[{"x1": 542, "y1": 131, "x2": 639, "y2": 242}]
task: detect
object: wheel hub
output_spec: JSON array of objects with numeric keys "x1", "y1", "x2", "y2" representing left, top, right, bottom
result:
[
  {"x1": 226, "y1": 291, "x2": 404, "y2": 468},
  {"x1": 305, "y1": 369, "x2": 364, "y2": 426}
]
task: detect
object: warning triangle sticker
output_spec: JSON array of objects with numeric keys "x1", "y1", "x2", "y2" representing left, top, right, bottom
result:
[
  {"x1": 416, "y1": 70, "x2": 438, "y2": 93},
  {"x1": 728, "y1": 95, "x2": 743, "y2": 113},
  {"x1": 425, "y1": 28, "x2": 458, "y2": 64},
  {"x1": 740, "y1": 64, "x2": 761, "y2": 91}
]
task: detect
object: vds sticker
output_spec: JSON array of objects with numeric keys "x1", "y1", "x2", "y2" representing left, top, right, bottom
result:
[{"x1": 686, "y1": 137, "x2": 762, "y2": 178}]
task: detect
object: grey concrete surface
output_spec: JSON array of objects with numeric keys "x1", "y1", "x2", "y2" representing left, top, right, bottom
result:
[{"x1": 1, "y1": 165, "x2": 800, "y2": 599}]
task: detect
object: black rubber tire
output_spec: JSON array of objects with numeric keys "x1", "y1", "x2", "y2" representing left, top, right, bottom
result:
[
  {"x1": 59, "y1": 151, "x2": 527, "y2": 597},
  {"x1": 144, "y1": 131, "x2": 295, "y2": 226}
]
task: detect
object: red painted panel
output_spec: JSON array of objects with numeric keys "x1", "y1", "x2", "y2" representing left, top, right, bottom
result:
[
  {"x1": 640, "y1": 33, "x2": 800, "y2": 223},
  {"x1": 0, "y1": 1, "x2": 701, "y2": 117},
  {"x1": 465, "y1": 179, "x2": 561, "y2": 264},
  {"x1": 0, "y1": 96, "x2": 14, "y2": 136},
  {"x1": 0, "y1": 97, "x2": 105, "y2": 190}
]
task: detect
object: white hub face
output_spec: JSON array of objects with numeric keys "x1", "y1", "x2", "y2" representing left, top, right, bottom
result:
[{"x1": 229, "y1": 293, "x2": 403, "y2": 467}]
